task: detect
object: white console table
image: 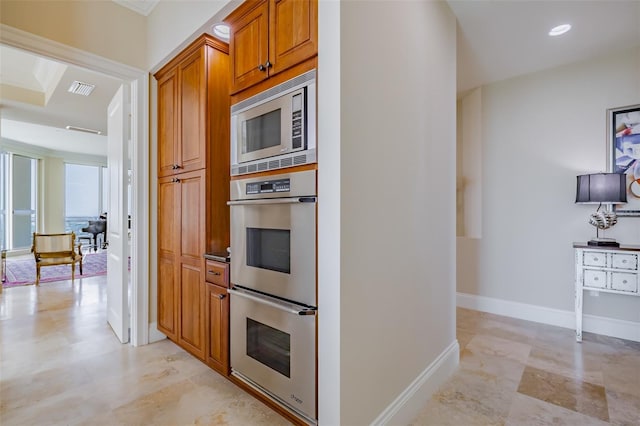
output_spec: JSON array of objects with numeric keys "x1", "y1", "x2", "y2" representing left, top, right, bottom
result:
[{"x1": 574, "y1": 243, "x2": 640, "y2": 342}]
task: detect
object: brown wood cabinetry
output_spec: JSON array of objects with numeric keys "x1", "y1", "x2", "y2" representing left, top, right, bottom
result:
[
  {"x1": 154, "y1": 35, "x2": 230, "y2": 362},
  {"x1": 205, "y1": 260, "x2": 230, "y2": 375},
  {"x1": 157, "y1": 48, "x2": 207, "y2": 177},
  {"x1": 226, "y1": 0, "x2": 317, "y2": 94}
]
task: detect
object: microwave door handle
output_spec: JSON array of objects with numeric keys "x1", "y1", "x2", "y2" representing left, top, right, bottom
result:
[
  {"x1": 227, "y1": 197, "x2": 316, "y2": 206},
  {"x1": 228, "y1": 288, "x2": 316, "y2": 316}
]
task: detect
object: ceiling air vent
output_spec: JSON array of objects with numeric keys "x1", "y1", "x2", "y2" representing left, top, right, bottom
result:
[
  {"x1": 68, "y1": 81, "x2": 95, "y2": 96},
  {"x1": 65, "y1": 125, "x2": 102, "y2": 135}
]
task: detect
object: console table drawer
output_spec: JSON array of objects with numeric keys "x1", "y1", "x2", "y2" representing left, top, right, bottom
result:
[
  {"x1": 574, "y1": 243, "x2": 640, "y2": 343},
  {"x1": 611, "y1": 253, "x2": 638, "y2": 270},
  {"x1": 611, "y1": 272, "x2": 638, "y2": 293},
  {"x1": 583, "y1": 269, "x2": 607, "y2": 289},
  {"x1": 583, "y1": 252, "x2": 606, "y2": 267}
]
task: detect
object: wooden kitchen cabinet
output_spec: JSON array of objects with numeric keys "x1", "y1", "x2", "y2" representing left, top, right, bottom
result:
[
  {"x1": 157, "y1": 48, "x2": 206, "y2": 177},
  {"x1": 154, "y1": 35, "x2": 231, "y2": 361},
  {"x1": 205, "y1": 260, "x2": 230, "y2": 374},
  {"x1": 226, "y1": 0, "x2": 317, "y2": 94},
  {"x1": 158, "y1": 170, "x2": 207, "y2": 360},
  {"x1": 157, "y1": 176, "x2": 179, "y2": 340}
]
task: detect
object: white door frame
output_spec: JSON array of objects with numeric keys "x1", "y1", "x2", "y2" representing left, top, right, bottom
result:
[{"x1": 1, "y1": 24, "x2": 151, "y2": 346}]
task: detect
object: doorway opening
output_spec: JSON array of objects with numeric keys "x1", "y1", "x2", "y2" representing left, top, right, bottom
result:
[{"x1": 0, "y1": 28, "x2": 150, "y2": 346}]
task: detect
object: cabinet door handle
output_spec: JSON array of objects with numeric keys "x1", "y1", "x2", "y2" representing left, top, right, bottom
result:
[
  {"x1": 258, "y1": 64, "x2": 266, "y2": 71},
  {"x1": 265, "y1": 60, "x2": 272, "y2": 69},
  {"x1": 208, "y1": 270, "x2": 221, "y2": 275},
  {"x1": 171, "y1": 178, "x2": 180, "y2": 183},
  {"x1": 217, "y1": 294, "x2": 226, "y2": 300}
]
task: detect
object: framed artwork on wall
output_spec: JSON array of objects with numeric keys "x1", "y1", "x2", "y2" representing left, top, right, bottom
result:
[{"x1": 608, "y1": 103, "x2": 640, "y2": 216}]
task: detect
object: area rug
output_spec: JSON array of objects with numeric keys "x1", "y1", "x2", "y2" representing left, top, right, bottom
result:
[{"x1": 3, "y1": 251, "x2": 107, "y2": 288}]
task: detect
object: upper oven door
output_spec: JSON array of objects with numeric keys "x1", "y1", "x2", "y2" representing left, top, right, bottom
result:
[
  {"x1": 229, "y1": 170, "x2": 316, "y2": 306},
  {"x1": 229, "y1": 196, "x2": 316, "y2": 306}
]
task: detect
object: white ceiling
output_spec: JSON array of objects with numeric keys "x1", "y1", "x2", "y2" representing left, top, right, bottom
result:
[
  {"x1": 449, "y1": 0, "x2": 640, "y2": 94},
  {"x1": 1, "y1": 0, "x2": 639, "y2": 155},
  {"x1": 0, "y1": 44, "x2": 122, "y2": 156}
]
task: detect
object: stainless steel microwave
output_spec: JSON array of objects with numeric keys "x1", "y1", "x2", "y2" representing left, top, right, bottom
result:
[{"x1": 231, "y1": 70, "x2": 316, "y2": 176}]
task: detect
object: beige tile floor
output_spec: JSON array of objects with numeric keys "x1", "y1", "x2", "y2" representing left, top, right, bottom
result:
[
  {"x1": 412, "y1": 308, "x2": 640, "y2": 426},
  {"x1": 0, "y1": 276, "x2": 290, "y2": 426},
  {"x1": 1, "y1": 277, "x2": 639, "y2": 425}
]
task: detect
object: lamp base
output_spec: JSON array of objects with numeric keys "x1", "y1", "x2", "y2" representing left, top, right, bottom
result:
[{"x1": 587, "y1": 238, "x2": 620, "y2": 247}]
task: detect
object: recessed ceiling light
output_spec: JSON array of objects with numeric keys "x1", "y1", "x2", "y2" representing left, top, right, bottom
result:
[
  {"x1": 549, "y1": 24, "x2": 571, "y2": 37},
  {"x1": 212, "y1": 23, "x2": 230, "y2": 41}
]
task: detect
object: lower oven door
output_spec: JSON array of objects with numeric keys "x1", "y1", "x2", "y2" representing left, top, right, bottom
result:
[{"x1": 229, "y1": 286, "x2": 316, "y2": 422}]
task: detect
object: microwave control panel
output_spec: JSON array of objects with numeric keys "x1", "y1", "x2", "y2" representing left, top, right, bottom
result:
[
  {"x1": 291, "y1": 92, "x2": 303, "y2": 150},
  {"x1": 246, "y1": 178, "x2": 290, "y2": 195}
]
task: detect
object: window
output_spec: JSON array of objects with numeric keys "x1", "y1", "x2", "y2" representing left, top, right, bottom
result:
[
  {"x1": 0, "y1": 152, "x2": 38, "y2": 250},
  {"x1": 64, "y1": 163, "x2": 107, "y2": 234}
]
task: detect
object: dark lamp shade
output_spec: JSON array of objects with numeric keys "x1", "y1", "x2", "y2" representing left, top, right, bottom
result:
[{"x1": 575, "y1": 173, "x2": 627, "y2": 204}]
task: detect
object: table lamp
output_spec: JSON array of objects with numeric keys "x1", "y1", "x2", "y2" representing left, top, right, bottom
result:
[{"x1": 575, "y1": 173, "x2": 627, "y2": 247}]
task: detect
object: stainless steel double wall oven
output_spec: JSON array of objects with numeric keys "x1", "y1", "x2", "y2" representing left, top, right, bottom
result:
[{"x1": 228, "y1": 169, "x2": 317, "y2": 423}]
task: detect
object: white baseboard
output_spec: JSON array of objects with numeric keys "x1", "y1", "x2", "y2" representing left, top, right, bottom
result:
[
  {"x1": 456, "y1": 292, "x2": 640, "y2": 342},
  {"x1": 148, "y1": 322, "x2": 167, "y2": 343},
  {"x1": 371, "y1": 340, "x2": 459, "y2": 426}
]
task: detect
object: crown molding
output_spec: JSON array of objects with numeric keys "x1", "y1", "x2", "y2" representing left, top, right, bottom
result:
[
  {"x1": 0, "y1": 24, "x2": 143, "y2": 80},
  {"x1": 113, "y1": 0, "x2": 159, "y2": 16}
]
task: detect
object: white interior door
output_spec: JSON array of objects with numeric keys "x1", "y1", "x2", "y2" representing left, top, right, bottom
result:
[{"x1": 107, "y1": 84, "x2": 130, "y2": 343}]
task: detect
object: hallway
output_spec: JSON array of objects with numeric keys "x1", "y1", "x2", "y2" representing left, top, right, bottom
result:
[
  {"x1": 2, "y1": 277, "x2": 639, "y2": 425},
  {"x1": 0, "y1": 277, "x2": 289, "y2": 425}
]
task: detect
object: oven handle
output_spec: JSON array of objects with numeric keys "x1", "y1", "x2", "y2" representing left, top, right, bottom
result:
[
  {"x1": 227, "y1": 197, "x2": 316, "y2": 206},
  {"x1": 228, "y1": 287, "x2": 317, "y2": 316}
]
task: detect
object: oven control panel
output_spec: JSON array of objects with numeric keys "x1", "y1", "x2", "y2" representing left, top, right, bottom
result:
[{"x1": 246, "y1": 178, "x2": 290, "y2": 195}]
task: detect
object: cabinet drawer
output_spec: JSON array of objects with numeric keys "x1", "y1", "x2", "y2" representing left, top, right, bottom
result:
[
  {"x1": 205, "y1": 260, "x2": 229, "y2": 287},
  {"x1": 583, "y1": 252, "x2": 606, "y2": 267},
  {"x1": 611, "y1": 253, "x2": 638, "y2": 271},
  {"x1": 583, "y1": 269, "x2": 607, "y2": 289},
  {"x1": 611, "y1": 272, "x2": 637, "y2": 293}
]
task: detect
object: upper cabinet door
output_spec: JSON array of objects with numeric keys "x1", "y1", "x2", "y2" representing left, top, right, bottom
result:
[
  {"x1": 157, "y1": 69, "x2": 178, "y2": 177},
  {"x1": 227, "y1": 0, "x2": 317, "y2": 94},
  {"x1": 228, "y1": 0, "x2": 270, "y2": 94},
  {"x1": 178, "y1": 48, "x2": 207, "y2": 174},
  {"x1": 269, "y1": 0, "x2": 317, "y2": 75}
]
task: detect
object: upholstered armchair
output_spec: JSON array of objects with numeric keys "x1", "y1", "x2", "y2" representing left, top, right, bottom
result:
[{"x1": 31, "y1": 232, "x2": 83, "y2": 285}]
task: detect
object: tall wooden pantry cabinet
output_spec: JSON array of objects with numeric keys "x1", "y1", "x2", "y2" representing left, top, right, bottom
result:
[{"x1": 154, "y1": 34, "x2": 230, "y2": 365}]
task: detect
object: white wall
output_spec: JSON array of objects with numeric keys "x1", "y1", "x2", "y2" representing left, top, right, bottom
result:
[
  {"x1": 317, "y1": 0, "x2": 341, "y2": 423},
  {"x1": 146, "y1": 0, "x2": 235, "y2": 70},
  {"x1": 458, "y1": 47, "x2": 640, "y2": 325},
  {"x1": 0, "y1": 0, "x2": 147, "y2": 70},
  {"x1": 317, "y1": 1, "x2": 458, "y2": 424}
]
